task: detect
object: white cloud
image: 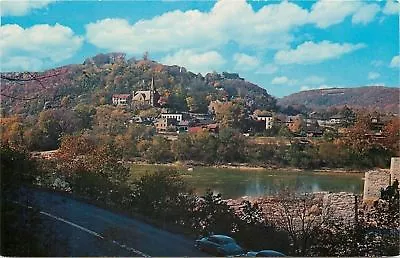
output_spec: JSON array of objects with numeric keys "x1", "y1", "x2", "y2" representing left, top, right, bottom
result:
[
  {"x1": 274, "y1": 40, "x2": 366, "y2": 65},
  {"x1": 255, "y1": 64, "x2": 278, "y2": 75},
  {"x1": 271, "y1": 76, "x2": 297, "y2": 85},
  {"x1": 368, "y1": 72, "x2": 380, "y2": 80},
  {"x1": 271, "y1": 76, "x2": 289, "y2": 85},
  {"x1": 0, "y1": 23, "x2": 83, "y2": 71},
  {"x1": 383, "y1": 0, "x2": 399, "y2": 15},
  {"x1": 352, "y1": 3, "x2": 380, "y2": 25},
  {"x1": 371, "y1": 60, "x2": 384, "y2": 67},
  {"x1": 233, "y1": 53, "x2": 260, "y2": 71},
  {"x1": 160, "y1": 49, "x2": 226, "y2": 74},
  {"x1": 271, "y1": 75, "x2": 324, "y2": 87},
  {"x1": 0, "y1": 0, "x2": 55, "y2": 16},
  {"x1": 366, "y1": 82, "x2": 386, "y2": 86},
  {"x1": 85, "y1": 0, "x2": 310, "y2": 54},
  {"x1": 390, "y1": 55, "x2": 400, "y2": 68},
  {"x1": 85, "y1": 0, "x2": 383, "y2": 58},
  {"x1": 309, "y1": 0, "x2": 362, "y2": 28},
  {"x1": 303, "y1": 75, "x2": 325, "y2": 85},
  {"x1": 300, "y1": 86, "x2": 313, "y2": 91},
  {"x1": 309, "y1": 0, "x2": 380, "y2": 28},
  {"x1": 300, "y1": 85, "x2": 332, "y2": 91},
  {"x1": 1, "y1": 56, "x2": 44, "y2": 71}
]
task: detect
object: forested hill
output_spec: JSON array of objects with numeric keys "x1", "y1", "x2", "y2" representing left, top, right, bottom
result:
[
  {"x1": 1, "y1": 53, "x2": 276, "y2": 115},
  {"x1": 278, "y1": 86, "x2": 400, "y2": 114}
]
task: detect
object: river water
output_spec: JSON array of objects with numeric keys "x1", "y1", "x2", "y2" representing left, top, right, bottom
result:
[{"x1": 131, "y1": 165, "x2": 364, "y2": 199}]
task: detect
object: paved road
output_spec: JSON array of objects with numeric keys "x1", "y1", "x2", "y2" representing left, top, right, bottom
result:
[{"x1": 15, "y1": 188, "x2": 208, "y2": 257}]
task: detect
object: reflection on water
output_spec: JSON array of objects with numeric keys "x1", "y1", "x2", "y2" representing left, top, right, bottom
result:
[
  {"x1": 131, "y1": 165, "x2": 364, "y2": 199},
  {"x1": 180, "y1": 167, "x2": 364, "y2": 199}
]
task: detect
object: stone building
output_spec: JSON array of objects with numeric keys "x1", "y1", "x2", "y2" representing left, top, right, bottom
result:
[{"x1": 132, "y1": 77, "x2": 160, "y2": 108}]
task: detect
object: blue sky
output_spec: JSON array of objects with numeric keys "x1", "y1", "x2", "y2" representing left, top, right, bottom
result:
[{"x1": 1, "y1": 0, "x2": 399, "y2": 97}]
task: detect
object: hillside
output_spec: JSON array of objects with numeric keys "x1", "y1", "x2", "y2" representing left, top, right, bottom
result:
[
  {"x1": 278, "y1": 87, "x2": 400, "y2": 114},
  {"x1": 0, "y1": 53, "x2": 276, "y2": 115}
]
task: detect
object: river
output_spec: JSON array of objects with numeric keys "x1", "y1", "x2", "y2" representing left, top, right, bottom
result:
[{"x1": 130, "y1": 165, "x2": 364, "y2": 199}]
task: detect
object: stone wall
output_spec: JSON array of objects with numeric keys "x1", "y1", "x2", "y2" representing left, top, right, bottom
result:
[
  {"x1": 362, "y1": 158, "x2": 400, "y2": 202},
  {"x1": 363, "y1": 170, "x2": 390, "y2": 201},
  {"x1": 227, "y1": 192, "x2": 358, "y2": 228},
  {"x1": 390, "y1": 157, "x2": 400, "y2": 184},
  {"x1": 322, "y1": 192, "x2": 358, "y2": 225}
]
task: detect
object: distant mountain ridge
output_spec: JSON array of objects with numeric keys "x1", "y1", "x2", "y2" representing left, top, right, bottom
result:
[{"x1": 278, "y1": 86, "x2": 400, "y2": 114}]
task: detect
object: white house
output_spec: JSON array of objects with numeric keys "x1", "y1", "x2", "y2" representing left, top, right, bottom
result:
[
  {"x1": 329, "y1": 115, "x2": 344, "y2": 125},
  {"x1": 112, "y1": 94, "x2": 130, "y2": 106},
  {"x1": 256, "y1": 115, "x2": 273, "y2": 129},
  {"x1": 161, "y1": 113, "x2": 183, "y2": 122}
]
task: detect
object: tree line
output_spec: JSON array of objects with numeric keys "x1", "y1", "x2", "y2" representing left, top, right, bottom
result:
[
  {"x1": 1, "y1": 145, "x2": 398, "y2": 256},
  {"x1": 1, "y1": 107, "x2": 399, "y2": 169}
]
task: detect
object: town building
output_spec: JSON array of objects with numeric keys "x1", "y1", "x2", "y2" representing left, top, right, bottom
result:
[
  {"x1": 132, "y1": 91, "x2": 152, "y2": 105},
  {"x1": 317, "y1": 119, "x2": 330, "y2": 127},
  {"x1": 132, "y1": 77, "x2": 161, "y2": 108},
  {"x1": 256, "y1": 115, "x2": 274, "y2": 129},
  {"x1": 329, "y1": 115, "x2": 344, "y2": 125},
  {"x1": 283, "y1": 115, "x2": 303, "y2": 132},
  {"x1": 129, "y1": 116, "x2": 144, "y2": 124},
  {"x1": 112, "y1": 94, "x2": 131, "y2": 106},
  {"x1": 161, "y1": 113, "x2": 183, "y2": 122},
  {"x1": 184, "y1": 112, "x2": 212, "y2": 121},
  {"x1": 176, "y1": 120, "x2": 190, "y2": 132},
  {"x1": 188, "y1": 123, "x2": 219, "y2": 134},
  {"x1": 154, "y1": 117, "x2": 178, "y2": 132}
]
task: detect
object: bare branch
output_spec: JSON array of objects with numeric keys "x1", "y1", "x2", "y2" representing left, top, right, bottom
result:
[
  {"x1": 1, "y1": 71, "x2": 65, "y2": 101},
  {"x1": 0, "y1": 72, "x2": 62, "y2": 82},
  {"x1": 0, "y1": 93, "x2": 39, "y2": 101}
]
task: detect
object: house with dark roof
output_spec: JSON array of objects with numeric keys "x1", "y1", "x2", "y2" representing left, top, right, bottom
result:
[{"x1": 188, "y1": 123, "x2": 219, "y2": 134}]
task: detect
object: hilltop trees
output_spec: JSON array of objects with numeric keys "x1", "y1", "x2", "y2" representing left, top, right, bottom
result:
[
  {"x1": 214, "y1": 100, "x2": 246, "y2": 130},
  {"x1": 93, "y1": 105, "x2": 130, "y2": 135},
  {"x1": 2, "y1": 52, "x2": 277, "y2": 120},
  {"x1": 218, "y1": 128, "x2": 246, "y2": 163},
  {"x1": 0, "y1": 115, "x2": 25, "y2": 148},
  {"x1": 382, "y1": 118, "x2": 400, "y2": 156},
  {"x1": 337, "y1": 113, "x2": 394, "y2": 168}
]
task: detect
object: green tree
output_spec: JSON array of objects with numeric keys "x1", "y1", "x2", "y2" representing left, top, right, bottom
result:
[
  {"x1": 234, "y1": 201, "x2": 289, "y2": 253},
  {"x1": 74, "y1": 104, "x2": 96, "y2": 129},
  {"x1": 215, "y1": 101, "x2": 246, "y2": 130},
  {"x1": 0, "y1": 145, "x2": 68, "y2": 256},
  {"x1": 132, "y1": 170, "x2": 190, "y2": 219},
  {"x1": 195, "y1": 190, "x2": 237, "y2": 236},
  {"x1": 172, "y1": 134, "x2": 193, "y2": 161},
  {"x1": 144, "y1": 136, "x2": 173, "y2": 163},
  {"x1": 217, "y1": 128, "x2": 246, "y2": 163},
  {"x1": 191, "y1": 131, "x2": 218, "y2": 163},
  {"x1": 93, "y1": 105, "x2": 130, "y2": 135}
]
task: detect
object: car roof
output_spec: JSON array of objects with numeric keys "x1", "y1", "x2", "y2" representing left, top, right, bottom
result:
[
  {"x1": 210, "y1": 235, "x2": 234, "y2": 240},
  {"x1": 257, "y1": 250, "x2": 286, "y2": 257}
]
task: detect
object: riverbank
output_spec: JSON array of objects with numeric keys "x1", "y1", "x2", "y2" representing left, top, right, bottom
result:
[
  {"x1": 31, "y1": 150, "x2": 375, "y2": 174},
  {"x1": 128, "y1": 160, "x2": 370, "y2": 174}
]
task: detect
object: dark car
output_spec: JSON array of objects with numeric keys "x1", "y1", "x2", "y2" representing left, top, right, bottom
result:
[
  {"x1": 195, "y1": 235, "x2": 245, "y2": 256},
  {"x1": 245, "y1": 250, "x2": 286, "y2": 257}
]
